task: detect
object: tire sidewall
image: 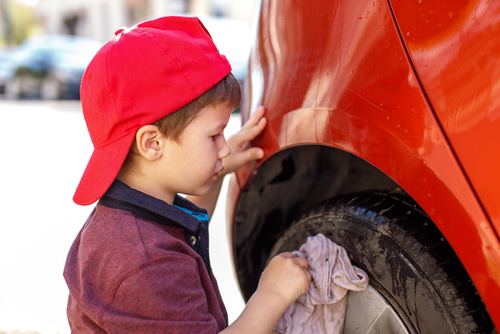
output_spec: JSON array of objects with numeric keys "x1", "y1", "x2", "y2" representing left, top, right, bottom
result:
[{"x1": 268, "y1": 205, "x2": 457, "y2": 334}]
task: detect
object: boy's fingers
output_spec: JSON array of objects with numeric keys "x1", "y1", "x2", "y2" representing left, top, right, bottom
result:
[
  {"x1": 279, "y1": 252, "x2": 295, "y2": 258},
  {"x1": 242, "y1": 141, "x2": 251, "y2": 150},
  {"x1": 278, "y1": 252, "x2": 309, "y2": 270},
  {"x1": 248, "y1": 147, "x2": 265, "y2": 160},
  {"x1": 304, "y1": 270, "x2": 312, "y2": 286},
  {"x1": 233, "y1": 117, "x2": 267, "y2": 145},
  {"x1": 241, "y1": 106, "x2": 266, "y2": 130},
  {"x1": 293, "y1": 256, "x2": 309, "y2": 270},
  {"x1": 224, "y1": 148, "x2": 264, "y2": 174},
  {"x1": 231, "y1": 148, "x2": 264, "y2": 168}
]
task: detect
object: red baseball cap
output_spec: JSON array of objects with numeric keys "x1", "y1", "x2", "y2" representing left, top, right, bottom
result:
[{"x1": 73, "y1": 16, "x2": 232, "y2": 205}]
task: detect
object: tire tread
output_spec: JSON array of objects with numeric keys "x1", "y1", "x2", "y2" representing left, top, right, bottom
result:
[{"x1": 285, "y1": 191, "x2": 494, "y2": 334}]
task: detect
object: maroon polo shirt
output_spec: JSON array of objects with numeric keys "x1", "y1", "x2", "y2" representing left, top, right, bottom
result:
[{"x1": 64, "y1": 180, "x2": 228, "y2": 333}]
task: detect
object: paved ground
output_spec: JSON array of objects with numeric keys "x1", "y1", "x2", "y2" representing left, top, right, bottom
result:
[{"x1": 0, "y1": 99, "x2": 245, "y2": 333}]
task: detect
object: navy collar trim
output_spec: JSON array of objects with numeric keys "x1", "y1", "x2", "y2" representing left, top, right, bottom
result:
[{"x1": 99, "y1": 180, "x2": 208, "y2": 233}]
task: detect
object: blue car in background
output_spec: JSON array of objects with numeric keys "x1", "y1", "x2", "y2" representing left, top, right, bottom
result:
[
  {"x1": 3, "y1": 35, "x2": 101, "y2": 100},
  {"x1": 0, "y1": 47, "x2": 17, "y2": 95}
]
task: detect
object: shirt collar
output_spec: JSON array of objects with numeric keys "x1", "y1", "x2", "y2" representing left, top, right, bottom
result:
[{"x1": 100, "y1": 179, "x2": 209, "y2": 233}]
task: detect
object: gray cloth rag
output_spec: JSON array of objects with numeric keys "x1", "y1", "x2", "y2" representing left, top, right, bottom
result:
[{"x1": 273, "y1": 233, "x2": 369, "y2": 334}]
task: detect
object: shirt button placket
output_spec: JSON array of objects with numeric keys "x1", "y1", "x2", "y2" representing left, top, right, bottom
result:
[{"x1": 189, "y1": 235, "x2": 197, "y2": 246}]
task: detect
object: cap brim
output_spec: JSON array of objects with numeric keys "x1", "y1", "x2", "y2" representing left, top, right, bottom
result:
[{"x1": 73, "y1": 132, "x2": 136, "y2": 205}]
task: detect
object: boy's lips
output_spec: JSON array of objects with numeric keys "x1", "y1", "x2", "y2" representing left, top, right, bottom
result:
[{"x1": 214, "y1": 166, "x2": 225, "y2": 177}]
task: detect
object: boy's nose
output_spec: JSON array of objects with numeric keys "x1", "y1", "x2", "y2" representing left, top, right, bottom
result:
[{"x1": 219, "y1": 138, "x2": 231, "y2": 160}]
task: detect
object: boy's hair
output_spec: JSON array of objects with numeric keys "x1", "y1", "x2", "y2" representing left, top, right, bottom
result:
[
  {"x1": 121, "y1": 73, "x2": 241, "y2": 173},
  {"x1": 155, "y1": 72, "x2": 241, "y2": 143},
  {"x1": 73, "y1": 16, "x2": 233, "y2": 206}
]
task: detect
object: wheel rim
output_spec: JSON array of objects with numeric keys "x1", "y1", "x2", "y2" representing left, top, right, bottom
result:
[{"x1": 345, "y1": 285, "x2": 410, "y2": 334}]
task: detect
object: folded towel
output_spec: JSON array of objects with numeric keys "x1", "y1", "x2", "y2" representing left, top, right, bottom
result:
[{"x1": 273, "y1": 233, "x2": 369, "y2": 334}]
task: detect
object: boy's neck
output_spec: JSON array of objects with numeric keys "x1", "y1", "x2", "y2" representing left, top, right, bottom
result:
[{"x1": 116, "y1": 172, "x2": 176, "y2": 205}]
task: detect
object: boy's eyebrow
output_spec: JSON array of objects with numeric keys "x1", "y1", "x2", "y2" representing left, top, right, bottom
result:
[{"x1": 212, "y1": 123, "x2": 228, "y2": 133}]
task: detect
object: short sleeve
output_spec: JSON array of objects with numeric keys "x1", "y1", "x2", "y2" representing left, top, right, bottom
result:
[{"x1": 98, "y1": 252, "x2": 220, "y2": 333}]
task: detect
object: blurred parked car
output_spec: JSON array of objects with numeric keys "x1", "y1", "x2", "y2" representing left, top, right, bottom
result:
[
  {"x1": 0, "y1": 47, "x2": 17, "y2": 95},
  {"x1": 4, "y1": 35, "x2": 101, "y2": 100},
  {"x1": 228, "y1": 0, "x2": 500, "y2": 333}
]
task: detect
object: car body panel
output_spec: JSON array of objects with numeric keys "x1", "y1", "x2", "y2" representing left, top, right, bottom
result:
[
  {"x1": 391, "y1": 0, "x2": 500, "y2": 232},
  {"x1": 229, "y1": 0, "x2": 500, "y2": 328}
]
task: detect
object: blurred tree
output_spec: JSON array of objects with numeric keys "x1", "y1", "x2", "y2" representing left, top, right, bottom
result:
[
  {"x1": 0, "y1": 0, "x2": 11, "y2": 44},
  {"x1": 0, "y1": 0, "x2": 38, "y2": 45}
]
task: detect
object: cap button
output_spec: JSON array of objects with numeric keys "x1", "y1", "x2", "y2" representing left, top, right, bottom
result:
[{"x1": 114, "y1": 27, "x2": 125, "y2": 36}]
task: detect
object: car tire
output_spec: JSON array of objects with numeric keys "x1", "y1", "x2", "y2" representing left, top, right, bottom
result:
[
  {"x1": 268, "y1": 191, "x2": 495, "y2": 334},
  {"x1": 40, "y1": 76, "x2": 61, "y2": 100}
]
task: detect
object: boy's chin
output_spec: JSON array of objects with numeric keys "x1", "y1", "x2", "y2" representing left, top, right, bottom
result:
[{"x1": 191, "y1": 182, "x2": 213, "y2": 197}]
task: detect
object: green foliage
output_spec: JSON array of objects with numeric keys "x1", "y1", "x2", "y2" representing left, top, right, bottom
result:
[{"x1": 0, "y1": 0, "x2": 39, "y2": 46}]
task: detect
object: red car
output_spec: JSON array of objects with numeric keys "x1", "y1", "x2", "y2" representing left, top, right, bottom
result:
[{"x1": 226, "y1": 0, "x2": 500, "y2": 332}]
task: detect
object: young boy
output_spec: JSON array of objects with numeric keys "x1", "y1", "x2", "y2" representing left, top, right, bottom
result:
[{"x1": 64, "y1": 16, "x2": 311, "y2": 333}]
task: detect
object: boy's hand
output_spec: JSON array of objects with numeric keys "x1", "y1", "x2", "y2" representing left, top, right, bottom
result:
[
  {"x1": 257, "y1": 252, "x2": 312, "y2": 310},
  {"x1": 220, "y1": 252, "x2": 311, "y2": 334},
  {"x1": 221, "y1": 106, "x2": 267, "y2": 176}
]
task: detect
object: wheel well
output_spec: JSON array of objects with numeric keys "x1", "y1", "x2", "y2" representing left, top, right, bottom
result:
[{"x1": 233, "y1": 144, "x2": 402, "y2": 300}]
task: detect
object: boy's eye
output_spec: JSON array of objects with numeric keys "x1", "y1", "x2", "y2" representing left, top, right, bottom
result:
[{"x1": 212, "y1": 133, "x2": 222, "y2": 140}]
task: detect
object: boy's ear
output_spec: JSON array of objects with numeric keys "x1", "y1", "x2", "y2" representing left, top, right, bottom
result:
[{"x1": 135, "y1": 125, "x2": 164, "y2": 161}]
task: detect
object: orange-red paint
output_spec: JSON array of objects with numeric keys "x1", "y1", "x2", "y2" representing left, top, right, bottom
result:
[{"x1": 230, "y1": 0, "x2": 500, "y2": 328}]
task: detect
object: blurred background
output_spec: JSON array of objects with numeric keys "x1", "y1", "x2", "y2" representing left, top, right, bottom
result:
[
  {"x1": 0, "y1": 0, "x2": 255, "y2": 100},
  {"x1": 0, "y1": 0, "x2": 256, "y2": 332}
]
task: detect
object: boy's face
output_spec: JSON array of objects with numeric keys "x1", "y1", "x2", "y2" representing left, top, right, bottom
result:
[{"x1": 158, "y1": 103, "x2": 232, "y2": 198}]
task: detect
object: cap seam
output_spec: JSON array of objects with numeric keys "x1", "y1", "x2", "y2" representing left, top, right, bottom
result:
[
  {"x1": 137, "y1": 29, "x2": 199, "y2": 97},
  {"x1": 103, "y1": 41, "x2": 119, "y2": 131}
]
